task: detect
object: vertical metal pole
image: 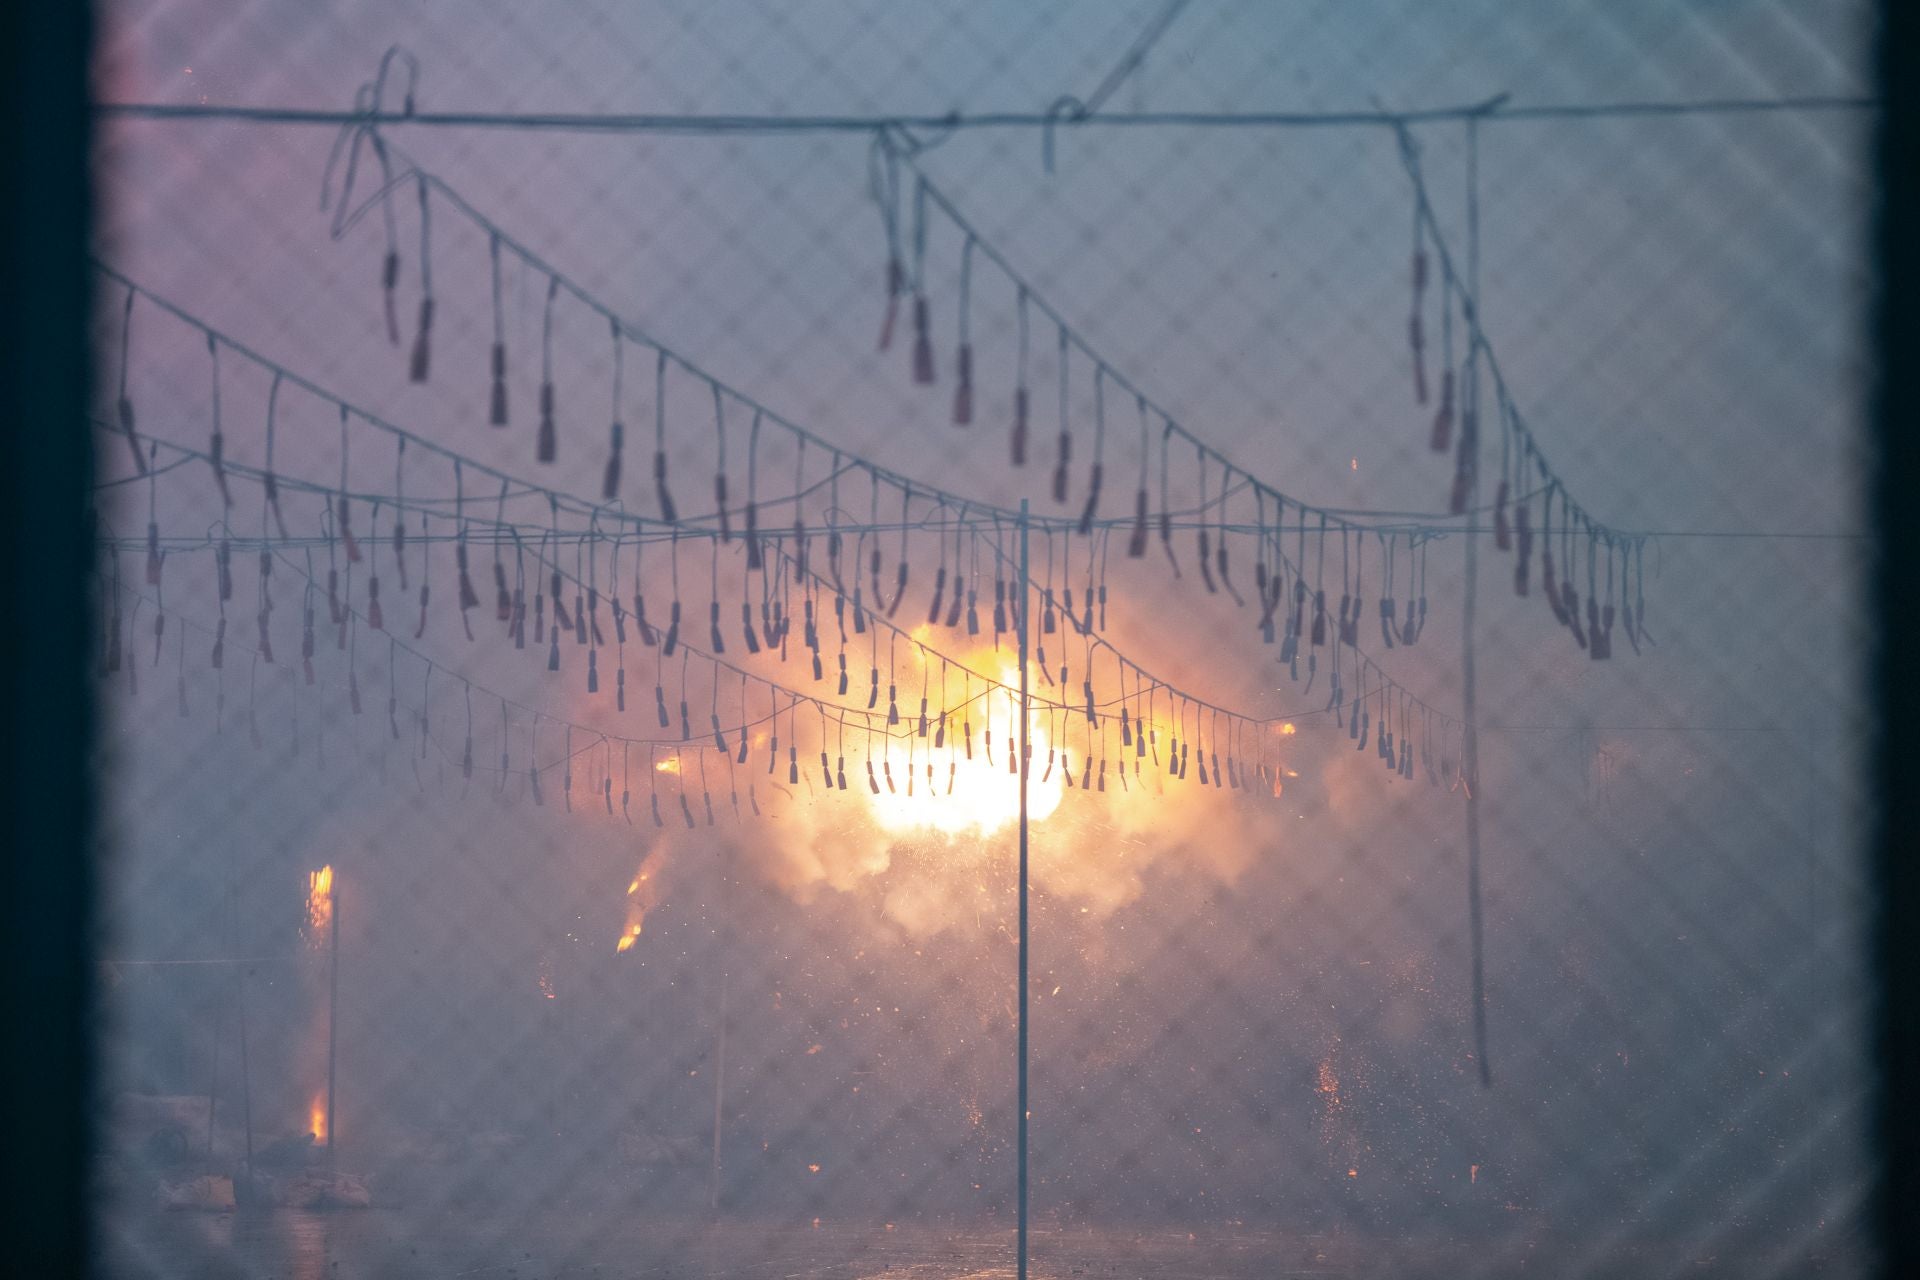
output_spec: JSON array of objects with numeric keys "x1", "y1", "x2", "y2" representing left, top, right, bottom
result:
[
  {"x1": 1462, "y1": 116, "x2": 1492, "y2": 1088},
  {"x1": 710, "y1": 848, "x2": 729, "y2": 1217},
  {"x1": 326, "y1": 876, "x2": 339, "y2": 1171},
  {"x1": 237, "y1": 970, "x2": 253, "y2": 1189},
  {"x1": 710, "y1": 967, "x2": 728, "y2": 1213},
  {"x1": 204, "y1": 987, "x2": 223, "y2": 1164},
  {"x1": 1016, "y1": 499, "x2": 1031, "y2": 1280}
]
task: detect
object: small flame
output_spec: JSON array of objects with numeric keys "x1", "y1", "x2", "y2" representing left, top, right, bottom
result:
[
  {"x1": 309, "y1": 1090, "x2": 328, "y2": 1144},
  {"x1": 655, "y1": 757, "x2": 681, "y2": 775},
  {"x1": 614, "y1": 850, "x2": 668, "y2": 951},
  {"x1": 306, "y1": 866, "x2": 334, "y2": 944}
]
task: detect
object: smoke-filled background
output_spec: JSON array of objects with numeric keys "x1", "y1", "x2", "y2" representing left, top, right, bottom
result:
[{"x1": 90, "y1": 2, "x2": 1872, "y2": 1276}]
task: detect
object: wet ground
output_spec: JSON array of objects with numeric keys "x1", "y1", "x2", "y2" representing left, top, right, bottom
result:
[
  {"x1": 101, "y1": 1213, "x2": 1342, "y2": 1279},
  {"x1": 96, "y1": 1208, "x2": 1866, "y2": 1279}
]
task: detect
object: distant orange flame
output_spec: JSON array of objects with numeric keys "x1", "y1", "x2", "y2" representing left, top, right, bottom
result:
[
  {"x1": 309, "y1": 1090, "x2": 327, "y2": 1144},
  {"x1": 614, "y1": 849, "x2": 668, "y2": 950},
  {"x1": 305, "y1": 865, "x2": 333, "y2": 948}
]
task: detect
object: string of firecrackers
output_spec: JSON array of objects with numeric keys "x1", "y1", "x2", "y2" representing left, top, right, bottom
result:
[
  {"x1": 100, "y1": 546, "x2": 1469, "y2": 845},
  {"x1": 101, "y1": 404, "x2": 1468, "y2": 810},
  {"x1": 97, "y1": 316, "x2": 1285, "y2": 753},
  {"x1": 100, "y1": 250, "x2": 1474, "y2": 791},
  {"x1": 1390, "y1": 124, "x2": 1646, "y2": 658},
  {"x1": 93, "y1": 566, "x2": 833, "y2": 829},
  {"x1": 314, "y1": 149, "x2": 1551, "y2": 723},
  {"x1": 99, "y1": 253, "x2": 1469, "y2": 782},
  {"x1": 103, "y1": 48, "x2": 1486, "y2": 812},
  {"x1": 879, "y1": 132, "x2": 1653, "y2": 661},
  {"x1": 105, "y1": 245, "x2": 1457, "y2": 693},
  {"x1": 303, "y1": 55, "x2": 1636, "y2": 748},
  {"x1": 310, "y1": 125, "x2": 1538, "y2": 674},
  {"x1": 95, "y1": 522, "x2": 1312, "y2": 828}
]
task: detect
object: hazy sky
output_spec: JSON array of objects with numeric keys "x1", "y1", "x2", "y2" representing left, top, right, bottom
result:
[{"x1": 93, "y1": 3, "x2": 1872, "y2": 1271}]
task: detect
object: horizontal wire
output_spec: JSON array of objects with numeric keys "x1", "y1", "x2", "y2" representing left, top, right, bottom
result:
[{"x1": 93, "y1": 94, "x2": 1876, "y2": 134}]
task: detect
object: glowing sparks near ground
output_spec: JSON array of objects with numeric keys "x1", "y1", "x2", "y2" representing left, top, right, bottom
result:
[{"x1": 614, "y1": 852, "x2": 667, "y2": 951}]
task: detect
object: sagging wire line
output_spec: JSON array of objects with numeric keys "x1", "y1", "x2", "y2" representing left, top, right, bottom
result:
[
  {"x1": 93, "y1": 329, "x2": 1560, "y2": 768},
  {"x1": 895, "y1": 136, "x2": 1645, "y2": 547},
  {"x1": 96, "y1": 263, "x2": 1040, "y2": 543},
  {"x1": 94, "y1": 410, "x2": 1203, "y2": 738},
  {"x1": 102, "y1": 398, "x2": 1464, "y2": 809},
  {"x1": 106, "y1": 416, "x2": 1310, "y2": 750},
  {"x1": 889, "y1": 124, "x2": 1655, "y2": 655},
  {"x1": 318, "y1": 155, "x2": 1117, "y2": 539},
  {"x1": 1392, "y1": 120, "x2": 1626, "y2": 543},
  {"x1": 322, "y1": 140, "x2": 1528, "y2": 678},
  {"x1": 316, "y1": 110, "x2": 1521, "y2": 559}
]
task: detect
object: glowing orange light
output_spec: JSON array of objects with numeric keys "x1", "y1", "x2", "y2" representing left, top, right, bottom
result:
[
  {"x1": 309, "y1": 1091, "x2": 328, "y2": 1144},
  {"x1": 807, "y1": 1163, "x2": 821, "y2": 1174},
  {"x1": 614, "y1": 850, "x2": 668, "y2": 950},
  {"x1": 864, "y1": 651, "x2": 1062, "y2": 836},
  {"x1": 306, "y1": 866, "x2": 334, "y2": 943}
]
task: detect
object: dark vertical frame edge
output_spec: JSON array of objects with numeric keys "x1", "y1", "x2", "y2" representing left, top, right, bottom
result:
[
  {"x1": 0, "y1": 0, "x2": 95, "y2": 1274},
  {"x1": 1875, "y1": 2, "x2": 1916, "y2": 1276}
]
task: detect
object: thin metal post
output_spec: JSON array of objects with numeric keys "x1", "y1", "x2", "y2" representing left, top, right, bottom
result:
[
  {"x1": 204, "y1": 987, "x2": 223, "y2": 1164},
  {"x1": 1462, "y1": 116, "x2": 1491, "y2": 1088},
  {"x1": 325, "y1": 875, "x2": 339, "y2": 1171},
  {"x1": 1016, "y1": 498, "x2": 1031, "y2": 1280},
  {"x1": 237, "y1": 969, "x2": 253, "y2": 1189},
  {"x1": 710, "y1": 847, "x2": 730, "y2": 1216}
]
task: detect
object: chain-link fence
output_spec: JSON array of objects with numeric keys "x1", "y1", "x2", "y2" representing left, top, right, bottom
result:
[{"x1": 89, "y1": 3, "x2": 1873, "y2": 1276}]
